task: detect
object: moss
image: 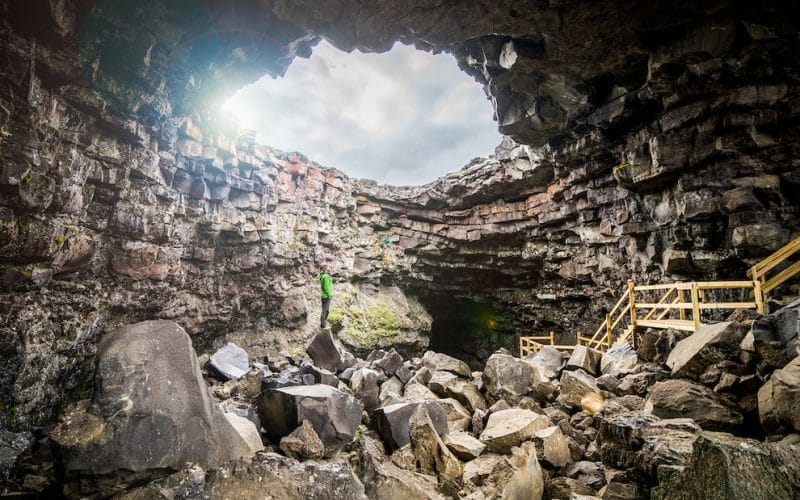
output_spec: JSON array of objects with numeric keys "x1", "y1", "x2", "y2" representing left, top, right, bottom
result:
[
  {"x1": 53, "y1": 235, "x2": 69, "y2": 245},
  {"x1": 327, "y1": 307, "x2": 344, "y2": 326},
  {"x1": 348, "y1": 302, "x2": 403, "y2": 347}
]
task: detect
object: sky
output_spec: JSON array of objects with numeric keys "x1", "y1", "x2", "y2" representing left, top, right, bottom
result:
[{"x1": 222, "y1": 40, "x2": 503, "y2": 186}]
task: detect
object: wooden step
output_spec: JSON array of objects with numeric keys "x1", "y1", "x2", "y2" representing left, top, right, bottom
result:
[{"x1": 636, "y1": 319, "x2": 696, "y2": 331}]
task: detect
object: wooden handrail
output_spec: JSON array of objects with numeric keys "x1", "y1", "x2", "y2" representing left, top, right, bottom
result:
[
  {"x1": 748, "y1": 235, "x2": 800, "y2": 278},
  {"x1": 519, "y1": 237, "x2": 800, "y2": 357}
]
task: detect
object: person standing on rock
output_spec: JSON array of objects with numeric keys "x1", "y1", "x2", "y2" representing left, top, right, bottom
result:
[{"x1": 319, "y1": 263, "x2": 334, "y2": 330}]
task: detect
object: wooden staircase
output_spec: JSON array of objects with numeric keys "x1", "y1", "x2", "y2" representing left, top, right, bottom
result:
[{"x1": 519, "y1": 235, "x2": 800, "y2": 358}]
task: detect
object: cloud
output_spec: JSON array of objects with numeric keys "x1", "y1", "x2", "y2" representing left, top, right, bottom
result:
[{"x1": 223, "y1": 40, "x2": 502, "y2": 185}]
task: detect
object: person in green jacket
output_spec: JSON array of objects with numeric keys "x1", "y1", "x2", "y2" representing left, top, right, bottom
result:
[{"x1": 319, "y1": 263, "x2": 334, "y2": 330}]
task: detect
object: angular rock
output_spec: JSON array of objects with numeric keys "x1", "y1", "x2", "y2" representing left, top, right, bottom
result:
[
  {"x1": 0, "y1": 430, "x2": 32, "y2": 483},
  {"x1": 428, "y1": 370, "x2": 487, "y2": 413},
  {"x1": 224, "y1": 412, "x2": 264, "y2": 455},
  {"x1": 422, "y1": 351, "x2": 471, "y2": 378},
  {"x1": 666, "y1": 321, "x2": 747, "y2": 380},
  {"x1": 259, "y1": 384, "x2": 362, "y2": 453},
  {"x1": 50, "y1": 321, "x2": 253, "y2": 497},
  {"x1": 379, "y1": 376, "x2": 404, "y2": 404},
  {"x1": 435, "y1": 397, "x2": 472, "y2": 433},
  {"x1": 566, "y1": 346, "x2": 603, "y2": 376},
  {"x1": 209, "y1": 342, "x2": 249, "y2": 380},
  {"x1": 279, "y1": 419, "x2": 324, "y2": 460},
  {"x1": 479, "y1": 409, "x2": 550, "y2": 453},
  {"x1": 533, "y1": 425, "x2": 570, "y2": 468},
  {"x1": 544, "y1": 477, "x2": 594, "y2": 499},
  {"x1": 758, "y1": 354, "x2": 800, "y2": 434},
  {"x1": 501, "y1": 445, "x2": 544, "y2": 500},
  {"x1": 409, "y1": 405, "x2": 463, "y2": 493},
  {"x1": 373, "y1": 401, "x2": 448, "y2": 452},
  {"x1": 372, "y1": 348, "x2": 404, "y2": 376},
  {"x1": 484, "y1": 352, "x2": 553, "y2": 404},
  {"x1": 205, "y1": 453, "x2": 366, "y2": 499},
  {"x1": 646, "y1": 379, "x2": 743, "y2": 430},
  {"x1": 444, "y1": 431, "x2": 486, "y2": 461},
  {"x1": 565, "y1": 461, "x2": 605, "y2": 489},
  {"x1": 558, "y1": 369, "x2": 601, "y2": 409},
  {"x1": 306, "y1": 329, "x2": 343, "y2": 372},
  {"x1": 351, "y1": 367, "x2": 381, "y2": 411},
  {"x1": 651, "y1": 432, "x2": 800, "y2": 500},
  {"x1": 599, "y1": 341, "x2": 638, "y2": 376},
  {"x1": 525, "y1": 346, "x2": 566, "y2": 380}
]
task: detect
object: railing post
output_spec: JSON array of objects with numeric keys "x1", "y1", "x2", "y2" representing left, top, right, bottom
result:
[
  {"x1": 628, "y1": 281, "x2": 637, "y2": 332},
  {"x1": 753, "y1": 278, "x2": 765, "y2": 315},
  {"x1": 690, "y1": 283, "x2": 701, "y2": 331},
  {"x1": 605, "y1": 313, "x2": 612, "y2": 349},
  {"x1": 678, "y1": 289, "x2": 686, "y2": 320},
  {"x1": 519, "y1": 337, "x2": 523, "y2": 359},
  {"x1": 550, "y1": 331, "x2": 555, "y2": 346}
]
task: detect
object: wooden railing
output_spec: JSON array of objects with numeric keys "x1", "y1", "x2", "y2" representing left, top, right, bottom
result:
[
  {"x1": 519, "y1": 235, "x2": 800, "y2": 358},
  {"x1": 748, "y1": 234, "x2": 800, "y2": 314}
]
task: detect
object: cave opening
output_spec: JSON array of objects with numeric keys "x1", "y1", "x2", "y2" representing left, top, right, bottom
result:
[
  {"x1": 221, "y1": 39, "x2": 503, "y2": 185},
  {"x1": 418, "y1": 293, "x2": 520, "y2": 370}
]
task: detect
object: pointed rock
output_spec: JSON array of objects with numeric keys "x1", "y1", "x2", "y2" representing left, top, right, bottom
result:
[
  {"x1": 566, "y1": 346, "x2": 603, "y2": 376},
  {"x1": 666, "y1": 322, "x2": 747, "y2": 380},
  {"x1": 307, "y1": 329, "x2": 343, "y2": 372}
]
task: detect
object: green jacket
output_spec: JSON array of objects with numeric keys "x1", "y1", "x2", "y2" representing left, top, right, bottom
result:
[{"x1": 319, "y1": 271, "x2": 333, "y2": 299}]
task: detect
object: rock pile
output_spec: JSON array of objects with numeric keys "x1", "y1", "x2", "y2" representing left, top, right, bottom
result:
[{"x1": 9, "y1": 299, "x2": 798, "y2": 498}]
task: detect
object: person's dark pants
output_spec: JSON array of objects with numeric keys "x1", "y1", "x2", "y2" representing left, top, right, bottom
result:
[{"x1": 320, "y1": 297, "x2": 331, "y2": 329}]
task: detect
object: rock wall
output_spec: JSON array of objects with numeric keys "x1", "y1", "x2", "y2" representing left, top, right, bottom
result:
[{"x1": 2, "y1": 0, "x2": 800, "y2": 429}]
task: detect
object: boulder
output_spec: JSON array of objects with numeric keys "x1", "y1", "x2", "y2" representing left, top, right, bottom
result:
[
  {"x1": 443, "y1": 431, "x2": 486, "y2": 461},
  {"x1": 525, "y1": 346, "x2": 566, "y2": 380},
  {"x1": 404, "y1": 381, "x2": 439, "y2": 401},
  {"x1": 409, "y1": 405, "x2": 463, "y2": 494},
  {"x1": 651, "y1": 432, "x2": 800, "y2": 500},
  {"x1": 566, "y1": 346, "x2": 603, "y2": 376},
  {"x1": 758, "y1": 354, "x2": 800, "y2": 434},
  {"x1": 558, "y1": 370, "x2": 601, "y2": 409},
  {"x1": 351, "y1": 435, "x2": 445, "y2": 500},
  {"x1": 422, "y1": 351, "x2": 471, "y2": 378},
  {"x1": 564, "y1": 461, "x2": 605, "y2": 489},
  {"x1": 638, "y1": 328, "x2": 690, "y2": 364},
  {"x1": 666, "y1": 322, "x2": 747, "y2": 380},
  {"x1": 744, "y1": 316, "x2": 794, "y2": 368},
  {"x1": 373, "y1": 348, "x2": 404, "y2": 376},
  {"x1": 379, "y1": 376, "x2": 405, "y2": 404},
  {"x1": 544, "y1": 477, "x2": 594, "y2": 499},
  {"x1": 479, "y1": 409, "x2": 551, "y2": 453},
  {"x1": 279, "y1": 419, "x2": 324, "y2": 460},
  {"x1": 533, "y1": 426, "x2": 570, "y2": 468},
  {"x1": 435, "y1": 398, "x2": 472, "y2": 432},
  {"x1": 208, "y1": 342, "x2": 249, "y2": 380},
  {"x1": 224, "y1": 412, "x2": 264, "y2": 455},
  {"x1": 50, "y1": 321, "x2": 253, "y2": 497},
  {"x1": 300, "y1": 363, "x2": 339, "y2": 387},
  {"x1": 350, "y1": 367, "x2": 381, "y2": 411},
  {"x1": 205, "y1": 453, "x2": 366, "y2": 499},
  {"x1": 428, "y1": 370, "x2": 487, "y2": 413},
  {"x1": 646, "y1": 379, "x2": 743, "y2": 431},
  {"x1": 501, "y1": 444, "x2": 544, "y2": 500},
  {"x1": 484, "y1": 352, "x2": 552, "y2": 403},
  {"x1": 306, "y1": 329, "x2": 343, "y2": 372},
  {"x1": 258, "y1": 384, "x2": 362, "y2": 453},
  {"x1": 596, "y1": 410, "x2": 699, "y2": 478},
  {"x1": 373, "y1": 401, "x2": 448, "y2": 452},
  {"x1": 599, "y1": 342, "x2": 638, "y2": 376}
]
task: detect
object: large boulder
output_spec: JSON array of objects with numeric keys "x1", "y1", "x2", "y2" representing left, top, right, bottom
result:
[
  {"x1": 50, "y1": 321, "x2": 254, "y2": 498},
  {"x1": 566, "y1": 346, "x2": 603, "y2": 376},
  {"x1": 600, "y1": 341, "x2": 639, "y2": 376},
  {"x1": 208, "y1": 342, "x2": 249, "y2": 380},
  {"x1": 279, "y1": 419, "x2": 325, "y2": 460},
  {"x1": 484, "y1": 352, "x2": 551, "y2": 403},
  {"x1": 306, "y1": 329, "x2": 344, "y2": 372},
  {"x1": 646, "y1": 379, "x2": 743, "y2": 431},
  {"x1": 501, "y1": 444, "x2": 544, "y2": 500},
  {"x1": 558, "y1": 370, "x2": 601, "y2": 409},
  {"x1": 651, "y1": 432, "x2": 800, "y2": 500},
  {"x1": 666, "y1": 322, "x2": 747, "y2": 380},
  {"x1": 422, "y1": 351, "x2": 471, "y2": 378},
  {"x1": 596, "y1": 410, "x2": 699, "y2": 478},
  {"x1": 409, "y1": 404, "x2": 463, "y2": 494},
  {"x1": 479, "y1": 409, "x2": 551, "y2": 453},
  {"x1": 350, "y1": 367, "x2": 381, "y2": 411},
  {"x1": 427, "y1": 370, "x2": 487, "y2": 412},
  {"x1": 758, "y1": 354, "x2": 800, "y2": 434},
  {"x1": 372, "y1": 401, "x2": 447, "y2": 452},
  {"x1": 259, "y1": 384, "x2": 362, "y2": 454},
  {"x1": 525, "y1": 346, "x2": 566, "y2": 379}
]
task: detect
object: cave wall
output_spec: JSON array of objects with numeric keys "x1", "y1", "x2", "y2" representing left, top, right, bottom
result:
[{"x1": 1, "y1": 0, "x2": 800, "y2": 429}]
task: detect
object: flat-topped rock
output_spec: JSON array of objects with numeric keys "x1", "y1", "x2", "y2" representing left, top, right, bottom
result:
[
  {"x1": 209, "y1": 342, "x2": 249, "y2": 380},
  {"x1": 422, "y1": 351, "x2": 471, "y2": 378},
  {"x1": 479, "y1": 409, "x2": 551, "y2": 453}
]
